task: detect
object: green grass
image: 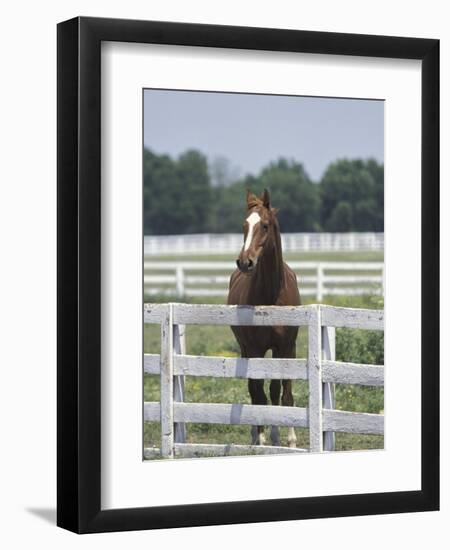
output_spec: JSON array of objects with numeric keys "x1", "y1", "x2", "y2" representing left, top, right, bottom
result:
[{"x1": 144, "y1": 292, "x2": 384, "y2": 457}]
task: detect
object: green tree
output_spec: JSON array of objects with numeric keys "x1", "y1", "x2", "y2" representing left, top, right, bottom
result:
[
  {"x1": 143, "y1": 148, "x2": 211, "y2": 234},
  {"x1": 143, "y1": 149, "x2": 179, "y2": 235},
  {"x1": 210, "y1": 159, "x2": 320, "y2": 233},
  {"x1": 176, "y1": 150, "x2": 212, "y2": 233},
  {"x1": 328, "y1": 200, "x2": 353, "y2": 231},
  {"x1": 209, "y1": 176, "x2": 256, "y2": 233},
  {"x1": 366, "y1": 158, "x2": 384, "y2": 230},
  {"x1": 320, "y1": 158, "x2": 384, "y2": 231},
  {"x1": 258, "y1": 159, "x2": 320, "y2": 232},
  {"x1": 144, "y1": 149, "x2": 384, "y2": 235}
]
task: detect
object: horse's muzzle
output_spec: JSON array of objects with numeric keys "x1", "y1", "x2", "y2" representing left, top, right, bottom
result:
[{"x1": 236, "y1": 258, "x2": 254, "y2": 273}]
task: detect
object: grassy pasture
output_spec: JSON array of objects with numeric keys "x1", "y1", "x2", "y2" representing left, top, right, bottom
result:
[
  {"x1": 144, "y1": 250, "x2": 384, "y2": 295},
  {"x1": 144, "y1": 250, "x2": 384, "y2": 457}
]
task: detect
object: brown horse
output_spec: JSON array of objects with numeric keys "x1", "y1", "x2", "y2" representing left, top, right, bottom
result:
[{"x1": 227, "y1": 189, "x2": 301, "y2": 447}]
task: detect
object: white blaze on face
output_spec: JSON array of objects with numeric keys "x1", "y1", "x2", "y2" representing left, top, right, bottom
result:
[{"x1": 243, "y1": 212, "x2": 261, "y2": 251}]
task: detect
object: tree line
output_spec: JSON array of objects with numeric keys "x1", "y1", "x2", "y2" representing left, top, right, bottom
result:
[{"x1": 143, "y1": 148, "x2": 383, "y2": 235}]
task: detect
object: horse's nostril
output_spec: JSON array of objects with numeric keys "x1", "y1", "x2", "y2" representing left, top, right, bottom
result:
[
  {"x1": 248, "y1": 259, "x2": 253, "y2": 268},
  {"x1": 236, "y1": 259, "x2": 241, "y2": 268}
]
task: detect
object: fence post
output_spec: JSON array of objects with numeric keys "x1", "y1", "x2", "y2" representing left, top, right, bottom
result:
[
  {"x1": 160, "y1": 303, "x2": 174, "y2": 458},
  {"x1": 308, "y1": 305, "x2": 323, "y2": 453},
  {"x1": 304, "y1": 234, "x2": 310, "y2": 251},
  {"x1": 322, "y1": 325, "x2": 336, "y2": 451},
  {"x1": 173, "y1": 323, "x2": 186, "y2": 443},
  {"x1": 317, "y1": 263, "x2": 324, "y2": 302},
  {"x1": 176, "y1": 266, "x2": 184, "y2": 296}
]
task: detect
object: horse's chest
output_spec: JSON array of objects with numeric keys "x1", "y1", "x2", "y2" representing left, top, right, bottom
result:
[{"x1": 231, "y1": 325, "x2": 295, "y2": 355}]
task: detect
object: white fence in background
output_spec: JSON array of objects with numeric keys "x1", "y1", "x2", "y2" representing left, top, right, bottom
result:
[
  {"x1": 144, "y1": 232, "x2": 384, "y2": 256},
  {"x1": 144, "y1": 261, "x2": 384, "y2": 301},
  {"x1": 144, "y1": 303, "x2": 384, "y2": 458}
]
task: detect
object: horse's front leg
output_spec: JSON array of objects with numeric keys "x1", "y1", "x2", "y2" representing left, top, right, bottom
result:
[
  {"x1": 281, "y1": 380, "x2": 297, "y2": 448},
  {"x1": 269, "y1": 379, "x2": 281, "y2": 446},
  {"x1": 248, "y1": 378, "x2": 267, "y2": 445},
  {"x1": 274, "y1": 345, "x2": 297, "y2": 448}
]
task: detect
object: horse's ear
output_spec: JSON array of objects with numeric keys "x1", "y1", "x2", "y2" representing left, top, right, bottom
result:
[
  {"x1": 261, "y1": 188, "x2": 271, "y2": 209},
  {"x1": 271, "y1": 207, "x2": 279, "y2": 216},
  {"x1": 246, "y1": 189, "x2": 258, "y2": 208}
]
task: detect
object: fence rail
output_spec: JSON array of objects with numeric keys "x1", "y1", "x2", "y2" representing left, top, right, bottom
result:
[
  {"x1": 144, "y1": 232, "x2": 384, "y2": 256},
  {"x1": 144, "y1": 261, "x2": 384, "y2": 300},
  {"x1": 144, "y1": 303, "x2": 384, "y2": 458}
]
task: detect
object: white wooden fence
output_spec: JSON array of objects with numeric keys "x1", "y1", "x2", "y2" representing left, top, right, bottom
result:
[
  {"x1": 144, "y1": 261, "x2": 384, "y2": 301},
  {"x1": 143, "y1": 303, "x2": 384, "y2": 458},
  {"x1": 144, "y1": 232, "x2": 384, "y2": 256}
]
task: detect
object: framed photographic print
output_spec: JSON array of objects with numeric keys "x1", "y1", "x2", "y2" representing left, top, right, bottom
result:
[{"x1": 57, "y1": 16, "x2": 439, "y2": 533}]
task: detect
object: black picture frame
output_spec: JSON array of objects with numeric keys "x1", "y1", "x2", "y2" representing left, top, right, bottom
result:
[{"x1": 57, "y1": 16, "x2": 439, "y2": 533}]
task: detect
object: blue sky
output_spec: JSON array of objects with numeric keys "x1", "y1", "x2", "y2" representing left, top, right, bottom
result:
[{"x1": 144, "y1": 89, "x2": 384, "y2": 182}]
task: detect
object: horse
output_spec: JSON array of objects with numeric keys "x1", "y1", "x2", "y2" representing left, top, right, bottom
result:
[{"x1": 227, "y1": 189, "x2": 301, "y2": 447}]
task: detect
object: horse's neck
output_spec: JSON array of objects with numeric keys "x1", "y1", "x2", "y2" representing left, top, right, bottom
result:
[{"x1": 251, "y1": 231, "x2": 284, "y2": 305}]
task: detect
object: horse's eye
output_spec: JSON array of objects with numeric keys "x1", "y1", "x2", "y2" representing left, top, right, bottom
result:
[{"x1": 263, "y1": 224, "x2": 269, "y2": 231}]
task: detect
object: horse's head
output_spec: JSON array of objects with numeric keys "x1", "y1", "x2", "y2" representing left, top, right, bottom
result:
[{"x1": 236, "y1": 189, "x2": 279, "y2": 273}]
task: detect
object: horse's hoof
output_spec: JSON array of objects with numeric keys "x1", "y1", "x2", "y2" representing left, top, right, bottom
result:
[{"x1": 287, "y1": 427, "x2": 297, "y2": 448}]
